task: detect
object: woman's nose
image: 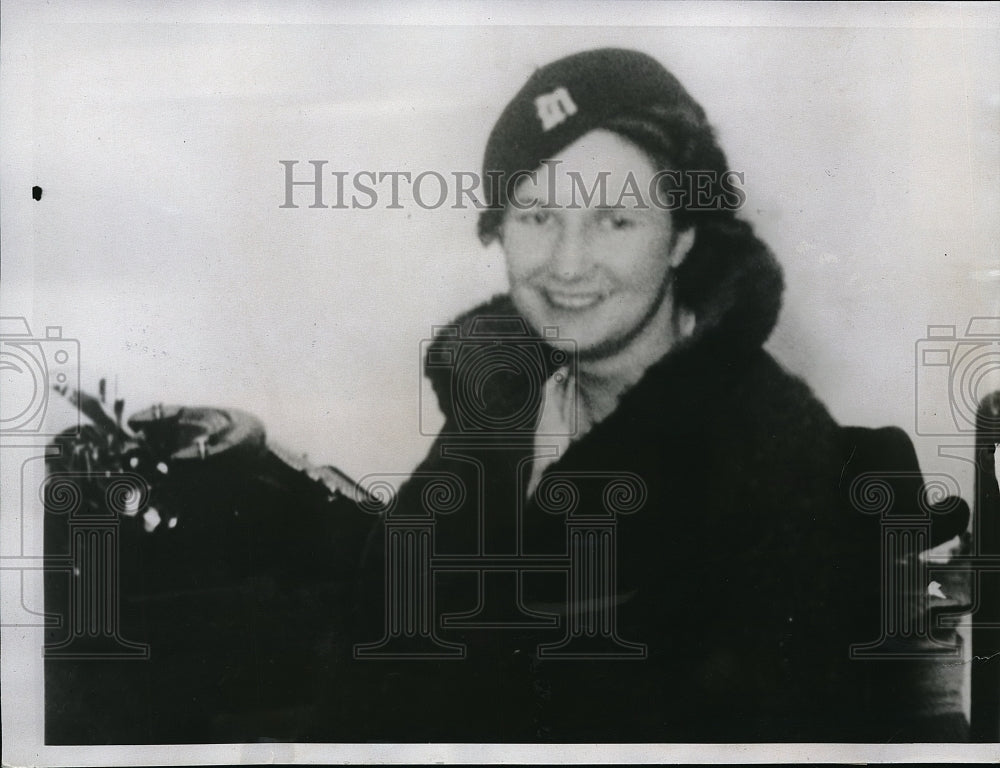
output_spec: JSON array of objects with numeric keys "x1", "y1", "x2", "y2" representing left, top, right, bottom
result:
[{"x1": 548, "y1": 220, "x2": 590, "y2": 280}]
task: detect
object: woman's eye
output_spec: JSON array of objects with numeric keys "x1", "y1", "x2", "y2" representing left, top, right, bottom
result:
[
  {"x1": 517, "y1": 209, "x2": 550, "y2": 225},
  {"x1": 600, "y1": 213, "x2": 635, "y2": 230}
]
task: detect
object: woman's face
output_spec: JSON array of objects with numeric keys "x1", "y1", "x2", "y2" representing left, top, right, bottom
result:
[{"x1": 500, "y1": 129, "x2": 694, "y2": 359}]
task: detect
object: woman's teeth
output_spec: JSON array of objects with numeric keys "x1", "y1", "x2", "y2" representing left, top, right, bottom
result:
[{"x1": 546, "y1": 290, "x2": 603, "y2": 310}]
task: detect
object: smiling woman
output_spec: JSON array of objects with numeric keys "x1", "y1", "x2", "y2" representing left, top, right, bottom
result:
[
  {"x1": 502, "y1": 131, "x2": 694, "y2": 366},
  {"x1": 4, "y1": 6, "x2": 997, "y2": 759},
  {"x1": 331, "y1": 48, "x2": 972, "y2": 743}
]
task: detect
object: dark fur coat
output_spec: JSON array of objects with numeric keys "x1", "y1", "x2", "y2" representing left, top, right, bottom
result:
[{"x1": 331, "y1": 278, "x2": 967, "y2": 742}]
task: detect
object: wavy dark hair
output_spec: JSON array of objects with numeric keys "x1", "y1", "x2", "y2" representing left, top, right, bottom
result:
[{"x1": 602, "y1": 106, "x2": 785, "y2": 348}]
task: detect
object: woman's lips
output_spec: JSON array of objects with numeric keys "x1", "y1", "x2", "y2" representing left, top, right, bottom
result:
[{"x1": 543, "y1": 288, "x2": 605, "y2": 310}]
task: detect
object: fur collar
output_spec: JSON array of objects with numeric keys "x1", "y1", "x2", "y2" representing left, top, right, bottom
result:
[{"x1": 424, "y1": 236, "x2": 784, "y2": 421}]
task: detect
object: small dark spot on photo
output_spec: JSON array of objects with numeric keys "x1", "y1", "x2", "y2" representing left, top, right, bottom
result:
[{"x1": 32, "y1": 186, "x2": 43, "y2": 201}]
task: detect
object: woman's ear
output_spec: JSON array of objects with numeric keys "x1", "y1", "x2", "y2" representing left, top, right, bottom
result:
[{"x1": 669, "y1": 227, "x2": 696, "y2": 268}]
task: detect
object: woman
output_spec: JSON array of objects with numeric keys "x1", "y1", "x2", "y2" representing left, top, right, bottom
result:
[{"x1": 335, "y1": 48, "x2": 967, "y2": 743}]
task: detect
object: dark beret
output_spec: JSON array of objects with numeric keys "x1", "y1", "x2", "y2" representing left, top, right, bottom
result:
[{"x1": 478, "y1": 48, "x2": 706, "y2": 243}]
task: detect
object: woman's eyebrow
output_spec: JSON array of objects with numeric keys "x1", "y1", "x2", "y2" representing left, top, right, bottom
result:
[
  {"x1": 594, "y1": 203, "x2": 647, "y2": 213},
  {"x1": 510, "y1": 185, "x2": 542, "y2": 207}
]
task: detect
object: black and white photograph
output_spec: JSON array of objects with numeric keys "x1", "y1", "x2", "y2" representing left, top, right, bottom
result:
[{"x1": 1, "y1": 1, "x2": 998, "y2": 764}]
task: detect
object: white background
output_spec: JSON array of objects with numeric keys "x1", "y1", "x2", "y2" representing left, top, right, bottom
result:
[
  {"x1": 3, "y1": 6, "x2": 998, "y2": 490},
  {"x1": 2, "y1": 1, "x2": 999, "y2": 764}
]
